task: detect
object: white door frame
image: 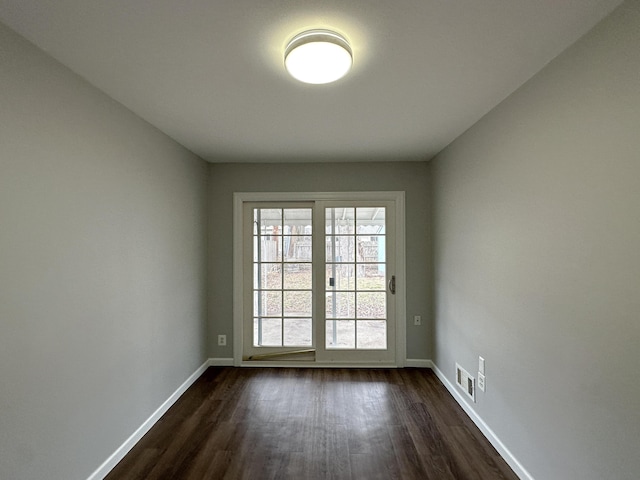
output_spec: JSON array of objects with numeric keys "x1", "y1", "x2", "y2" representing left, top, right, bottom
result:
[{"x1": 232, "y1": 191, "x2": 406, "y2": 367}]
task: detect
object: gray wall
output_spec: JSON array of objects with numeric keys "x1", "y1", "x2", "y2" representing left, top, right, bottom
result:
[
  {"x1": 430, "y1": 2, "x2": 640, "y2": 479},
  {"x1": 0, "y1": 22, "x2": 209, "y2": 480},
  {"x1": 208, "y1": 162, "x2": 431, "y2": 360}
]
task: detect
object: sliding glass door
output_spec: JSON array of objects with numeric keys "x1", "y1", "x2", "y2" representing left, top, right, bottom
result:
[{"x1": 238, "y1": 194, "x2": 402, "y2": 365}]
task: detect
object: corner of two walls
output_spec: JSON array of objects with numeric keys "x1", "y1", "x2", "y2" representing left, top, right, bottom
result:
[{"x1": 429, "y1": 3, "x2": 640, "y2": 479}]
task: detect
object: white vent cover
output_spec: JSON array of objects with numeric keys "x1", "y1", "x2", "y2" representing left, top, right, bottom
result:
[{"x1": 456, "y1": 363, "x2": 476, "y2": 402}]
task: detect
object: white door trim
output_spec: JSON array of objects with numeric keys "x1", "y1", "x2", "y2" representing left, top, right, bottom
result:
[{"x1": 233, "y1": 191, "x2": 406, "y2": 367}]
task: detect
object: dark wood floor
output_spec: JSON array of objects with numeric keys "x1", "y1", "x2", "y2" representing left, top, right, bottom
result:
[{"x1": 106, "y1": 368, "x2": 519, "y2": 480}]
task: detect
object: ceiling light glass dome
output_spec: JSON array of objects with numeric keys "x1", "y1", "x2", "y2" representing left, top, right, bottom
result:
[{"x1": 284, "y1": 30, "x2": 353, "y2": 84}]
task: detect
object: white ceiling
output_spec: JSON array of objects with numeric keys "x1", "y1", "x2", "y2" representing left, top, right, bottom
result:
[{"x1": 0, "y1": 0, "x2": 623, "y2": 163}]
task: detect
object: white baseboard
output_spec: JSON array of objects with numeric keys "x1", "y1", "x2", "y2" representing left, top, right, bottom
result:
[
  {"x1": 431, "y1": 362, "x2": 534, "y2": 480},
  {"x1": 405, "y1": 358, "x2": 433, "y2": 368},
  {"x1": 86, "y1": 359, "x2": 210, "y2": 480},
  {"x1": 208, "y1": 357, "x2": 234, "y2": 366}
]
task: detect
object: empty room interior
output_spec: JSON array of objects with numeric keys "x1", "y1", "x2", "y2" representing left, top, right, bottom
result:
[{"x1": 1, "y1": 1, "x2": 639, "y2": 479}]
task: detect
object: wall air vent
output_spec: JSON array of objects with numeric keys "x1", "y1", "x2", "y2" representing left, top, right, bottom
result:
[{"x1": 456, "y1": 363, "x2": 476, "y2": 402}]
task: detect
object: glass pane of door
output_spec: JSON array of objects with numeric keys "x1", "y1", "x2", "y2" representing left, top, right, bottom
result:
[
  {"x1": 325, "y1": 207, "x2": 388, "y2": 350},
  {"x1": 253, "y1": 207, "x2": 313, "y2": 347}
]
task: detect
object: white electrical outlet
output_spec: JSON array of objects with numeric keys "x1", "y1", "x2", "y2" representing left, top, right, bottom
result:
[
  {"x1": 413, "y1": 315, "x2": 422, "y2": 326},
  {"x1": 218, "y1": 335, "x2": 227, "y2": 346},
  {"x1": 478, "y1": 372, "x2": 486, "y2": 392},
  {"x1": 479, "y1": 356, "x2": 485, "y2": 375}
]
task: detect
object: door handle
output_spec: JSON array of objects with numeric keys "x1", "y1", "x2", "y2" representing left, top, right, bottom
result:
[{"x1": 388, "y1": 275, "x2": 396, "y2": 295}]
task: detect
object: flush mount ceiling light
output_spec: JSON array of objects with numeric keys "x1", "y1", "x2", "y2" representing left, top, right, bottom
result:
[{"x1": 284, "y1": 30, "x2": 353, "y2": 84}]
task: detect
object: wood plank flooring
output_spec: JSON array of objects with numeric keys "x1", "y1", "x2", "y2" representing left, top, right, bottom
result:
[{"x1": 106, "y1": 368, "x2": 519, "y2": 480}]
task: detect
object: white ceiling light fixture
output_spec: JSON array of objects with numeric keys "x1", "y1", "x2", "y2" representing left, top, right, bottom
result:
[{"x1": 284, "y1": 30, "x2": 353, "y2": 84}]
